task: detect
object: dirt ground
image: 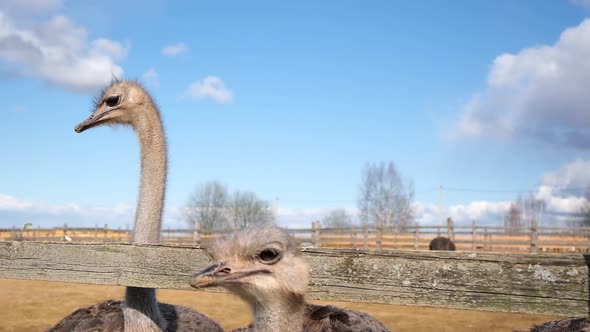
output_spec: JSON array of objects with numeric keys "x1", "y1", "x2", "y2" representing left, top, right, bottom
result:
[{"x1": 0, "y1": 279, "x2": 562, "y2": 332}]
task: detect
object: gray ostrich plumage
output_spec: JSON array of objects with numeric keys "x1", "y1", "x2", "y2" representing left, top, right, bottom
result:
[
  {"x1": 47, "y1": 80, "x2": 222, "y2": 332},
  {"x1": 191, "y1": 226, "x2": 392, "y2": 332},
  {"x1": 518, "y1": 317, "x2": 590, "y2": 332}
]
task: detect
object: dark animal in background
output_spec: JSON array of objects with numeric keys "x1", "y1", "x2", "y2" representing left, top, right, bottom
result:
[{"x1": 429, "y1": 236, "x2": 456, "y2": 251}]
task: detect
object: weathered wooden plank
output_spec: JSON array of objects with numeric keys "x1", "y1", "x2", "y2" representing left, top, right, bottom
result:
[
  {"x1": 0, "y1": 241, "x2": 587, "y2": 316},
  {"x1": 305, "y1": 248, "x2": 588, "y2": 316}
]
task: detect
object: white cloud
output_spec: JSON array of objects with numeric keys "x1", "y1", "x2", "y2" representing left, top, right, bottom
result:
[
  {"x1": 275, "y1": 207, "x2": 338, "y2": 228},
  {"x1": 457, "y1": 19, "x2": 590, "y2": 149},
  {"x1": 185, "y1": 76, "x2": 233, "y2": 103},
  {"x1": 5, "y1": 160, "x2": 590, "y2": 229},
  {"x1": 412, "y1": 202, "x2": 438, "y2": 224},
  {"x1": 532, "y1": 159, "x2": 590, "y2": 214},
  {"x1": 413, "y1": 201, "x2": 511, "y2": 226},
  {"x1": 535, "y1": 185, "x2": 586, "y2": 213},
  {"x1": 0, "y1": 192, "x2": 134, "y2": 228},
  {"x1": 0, "y1": 10, "x2": 126, "y2": 93},
  {"x1": 141, "y1": 67, "x2": 159, "y2": 88},
  {"x1": 0, "y1": 194, "x2": 33, "y2": 210},
  {"x1": 540, "y1": 159, "x2": 590, "y2": 190},
  {"x1": 411, "y1": 160, "x2": 590, "y2": 226},
  {"x1": 161, "y1": 43, "x2": 187, "y2": 56},
  {"x1": 448, "y1": 200, "x2": 512, "y2": 222}
]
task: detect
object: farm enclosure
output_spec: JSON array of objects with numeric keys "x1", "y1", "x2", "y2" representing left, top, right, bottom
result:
[
  {"x1": 3, "y1": 223, "x2": 590, "y2": 253},
  {"x1": 1, "y1": 224, "x2": 587, "y2": 330},
  {"x1": 0, "y1": 241, "x2": 587, "y2": 316}
]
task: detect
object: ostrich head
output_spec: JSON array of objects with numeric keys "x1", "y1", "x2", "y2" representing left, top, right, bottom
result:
[
  {"x1": 75, "y1": 80, "x2": 157, "y2": 133},
  {"x1": 190, "y1": 227, "x2": 309, "y2": 306}
]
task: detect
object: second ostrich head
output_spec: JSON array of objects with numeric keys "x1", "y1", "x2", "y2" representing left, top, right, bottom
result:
[
  {"x1": 191, "y1": 227, "x2": 309, "y2": 306},
  {"x1": 75, "y1": 80, "x2": 159, "y2": 133},
  {"x1": 74, "y1": 79, "x2": 166, "y2": 245}
]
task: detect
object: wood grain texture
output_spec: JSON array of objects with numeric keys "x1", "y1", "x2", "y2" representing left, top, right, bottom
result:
[{"x1": 0, "y1": 241, "x2": 587, "y2": 316}]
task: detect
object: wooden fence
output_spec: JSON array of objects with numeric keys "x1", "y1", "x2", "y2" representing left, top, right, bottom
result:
[
  {"x1": 0, "y1": 241, "x2": 587, "y2": 317},
  {"x1": 3, "y1": 222, "x2": 590, "y2": 254},
  {"x1": 1, "y1": 220, "x2": 589, "y2": 316}
]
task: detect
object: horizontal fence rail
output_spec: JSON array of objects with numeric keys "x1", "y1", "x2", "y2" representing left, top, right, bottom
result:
[
  {"x1": 0, "y1": 241, "x2": 587, "y2": 317},
  {"x1": 3, "y1": 222, "x2": 590, "y2": 254}
]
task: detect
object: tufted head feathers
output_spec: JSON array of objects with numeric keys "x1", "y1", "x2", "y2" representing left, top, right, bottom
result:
[{"x1": 75, "y1": 79, "x2": 159, "y2": 133}]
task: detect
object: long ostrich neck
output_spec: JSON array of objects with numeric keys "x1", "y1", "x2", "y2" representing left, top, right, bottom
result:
[
  {"x1": 251, "y1": 294, "x2": 305, "y2": 332},
  {"x1": 125, "y1": 102, "x2": 167, "y2": 331},
  {"x1": 133, "y1": 106, "x2": 167, "y2": 244}
]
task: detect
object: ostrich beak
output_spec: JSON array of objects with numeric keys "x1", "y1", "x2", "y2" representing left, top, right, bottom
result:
[
  {"x1": 190, "y1": 262, "x2": 271, "y2": 288},
  {"x1": 74, "y1": 108, "x2": 115, "y2": 133},
  {"x1": 74, "y1": 117, "x2": 92, "y2": 133},
  {"x1": 190, "y1": 263, "x2": 226, "y2": 288}
]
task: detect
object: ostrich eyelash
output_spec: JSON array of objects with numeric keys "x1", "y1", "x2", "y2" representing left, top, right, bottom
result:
[{"x1": 91, "y1": 77, "x2": 123, "y2": 111}]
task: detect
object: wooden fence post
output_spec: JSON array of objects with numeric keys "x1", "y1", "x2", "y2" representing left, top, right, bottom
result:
[
  {"x1": 376, "y1": 224, "x2": 383, "y2": 250},
  {"x1": 351, "y1": 228, "x2": 357, "y2": 249},
  {"x1": 447, "y1": 217, "x2": 455, "y2": 241},
  {"x1": 126, "y1": 224, "x2": 131, "y2": 242},
  {"x1": 94, "y1": 224, "x2": 99, "y2": 240},
  {"x1": 414, "y1": 228, "x2": 419, "y2": 250},
  {"x1": 530, "y1": 220, "x2": 538, "y2": 254},
  {"x1": 471, "y1": 220, "x2": 477, "y2": 252},
  {"x1": 103, "y1": 224, "x2": 108, "y2": 240},
  {"x1": 34, "y1": 225, "x2": 39, "y2": 241},
  {"x1": 312, "y1": 221, "x2": 321, "y2": 247},
  {"x1": 193, "y1": 223, "x2": 201, "y2": 245},
  {"x1": 484, "y1": 226, "x2": 490, "y2": 251},
  {"x1": 363, "y1": 225, "x2": 368, "y2": 250},
  {"x1": 164, "y1": 226, "x2": 170, "y2": 244}
]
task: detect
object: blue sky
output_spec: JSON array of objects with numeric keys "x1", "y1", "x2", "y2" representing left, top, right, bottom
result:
[{"x1": 1, "y1": 0, "x2": 590, "y2": 229}]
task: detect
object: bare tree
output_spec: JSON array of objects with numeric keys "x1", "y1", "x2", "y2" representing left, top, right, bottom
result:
[
  {"x1": 504, "y1": 194, "x2": 546, "y2": 231},
  {"x1": 321, "y1": 209, "x2": 354, "y2": 228},
  {"x1": 577, "y1": 189, "x2": 590, "y2": 227},
  {"x1": 185, "y1": 181, "x2": 229, "y2": 230},
  {"x1": 580, "y1": 205, "x2": 590, "y2": 227},
  {"x1": 358, "y1": 161, "x2": 414, "y2": 229},
  {"x1": 227, "y1": 191, "x2": 275, "y2": 229},
  {"x1": 523, "y1": 194, "x2": 546, "y2": 227},
  {"x1": 504, "y1": 202, "x2": 523, "y2": 232}
]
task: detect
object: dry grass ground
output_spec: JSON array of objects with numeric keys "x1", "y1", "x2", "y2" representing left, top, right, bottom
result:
[{"x1": 0, "y1": 279, "x2": 563, "y2": 332}]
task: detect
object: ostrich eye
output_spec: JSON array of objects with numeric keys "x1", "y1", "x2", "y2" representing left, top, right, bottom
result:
[
  {"x1": 258, "y1": 248, "x2": 281, "y2": 264},
  {"x1": 105, "y1": 95, "x2": 120, "y2": 107}
]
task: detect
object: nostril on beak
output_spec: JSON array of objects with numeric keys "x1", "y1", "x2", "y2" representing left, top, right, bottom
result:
[{"x1": 216, "y1": 267, "x2": 231, "y2": 276}]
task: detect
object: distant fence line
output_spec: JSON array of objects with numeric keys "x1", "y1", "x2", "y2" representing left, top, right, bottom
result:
[{"x1": 2, "y1": 221, "x2": 589, "y2": 254}]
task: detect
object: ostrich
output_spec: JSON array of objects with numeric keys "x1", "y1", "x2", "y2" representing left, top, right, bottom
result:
[
  {"x1": 48, "y1": 80, "x2": 223, "y2": 332},
  {"x1": 517, "y1": 318, "x2": 590, "y2": 332},
  {"x1": 429, "y1": 236, "x2": 456, "y2": 250},
  {"x1": 190, "y1": 226, "x2": 392, "y2": 332}
]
